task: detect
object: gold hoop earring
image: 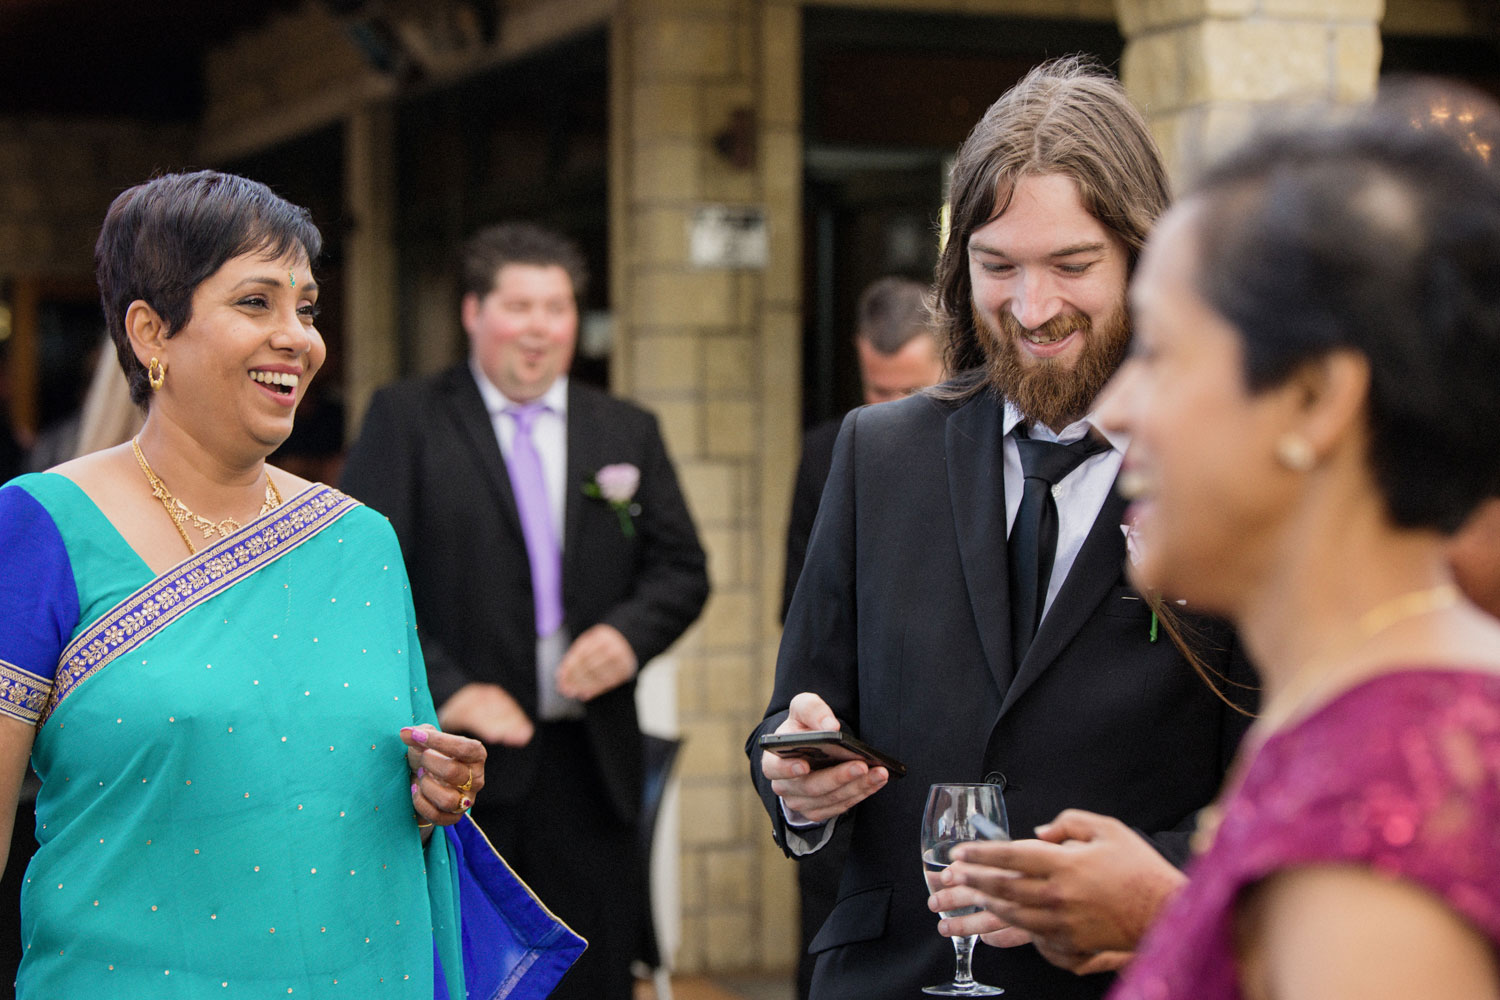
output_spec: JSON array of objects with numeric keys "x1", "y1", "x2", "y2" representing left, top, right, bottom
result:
[
  {"x1": 1275, "y1": 433, "x2": 1315, "y2": 472},
  {"x1": 147, "y1": 357, "x2": 166, "y2": 392}
]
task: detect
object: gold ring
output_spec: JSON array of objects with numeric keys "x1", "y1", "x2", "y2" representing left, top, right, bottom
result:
[{"x1": 457, "y1": 768, "x2": 474, "y2": 794}]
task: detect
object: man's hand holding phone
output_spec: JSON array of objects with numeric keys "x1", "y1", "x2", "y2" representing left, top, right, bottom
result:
[{"x1": 760, "y1": 692, "x2": 892, "y2": 823}]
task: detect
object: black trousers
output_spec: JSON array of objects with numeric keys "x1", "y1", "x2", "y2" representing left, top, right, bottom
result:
[{"x1": 469, "y1": 721, "x2": 643, "y2": 1000}]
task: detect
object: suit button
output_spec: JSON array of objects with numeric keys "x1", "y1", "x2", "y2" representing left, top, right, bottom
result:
[{"x1": 982, "y1": 771, "x2": 1007, "y2": 790}]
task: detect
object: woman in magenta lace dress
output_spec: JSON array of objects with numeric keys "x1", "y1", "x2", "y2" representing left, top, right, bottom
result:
[{"x1": 1080, "y1": 90, "x2": 1500, "y2": 1000}]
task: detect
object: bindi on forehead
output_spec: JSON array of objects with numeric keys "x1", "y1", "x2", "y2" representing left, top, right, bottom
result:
[{"x1": 230, "y1": 273, "x2": 316, "y2": 293}]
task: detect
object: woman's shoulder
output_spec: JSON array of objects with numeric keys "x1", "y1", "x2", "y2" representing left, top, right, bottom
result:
[
  {"x1": 1233, "y1": 670, "x2": 1500, "y2": 935},
  {"x1": 267, "y1": 474, "x2": 395, "y2": 541},
  {"x1": 0, "y1": 473, "x2": 72, "y2": 537},
  {"x1": 2, "y1": 466, "x2": 97, "y2": 520},
  {"x1": 1272, "y1": 668, "x2": 1500, "y2": 789},
  {"x1": 33, "y1": 444, "x2": 139, "y2": 517},
  {"x1": 1229, "y1": 671, "x2": 1500, "y2": 988},
  {"x1": 280, "y1": 476, "x2": 402, "y2": 542},
  {"x1": 1326, "y1": 666, "x2": 1500, "y2": 732},
  {"x1": 1233, "y1": 670, "x2": 1500, "y2": 861}
]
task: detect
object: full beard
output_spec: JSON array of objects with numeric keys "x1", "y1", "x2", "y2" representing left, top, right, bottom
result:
[{"x1": 974, "y1": 300, "x2": 1131, "y2": 430}]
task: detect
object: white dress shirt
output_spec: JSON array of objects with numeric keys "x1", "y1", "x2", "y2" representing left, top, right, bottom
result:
[
  {"x1": 1001, "y1": 401, "x2": 1128, "y2": 621},
  {"x1": 471, "y1": 364, "x2": 583, "y2": 720}
]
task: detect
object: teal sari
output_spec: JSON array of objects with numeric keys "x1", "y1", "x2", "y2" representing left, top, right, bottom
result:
[{"x1": 1, "y1": 474, "x2": 582, "y2": 999}]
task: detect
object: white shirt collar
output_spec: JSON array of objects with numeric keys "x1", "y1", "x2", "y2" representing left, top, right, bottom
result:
[
  {"x1": 470, "y1": 361, "x2": 570, "y2": 418},
  {"x1": 1002, "y1": 398, "x2": 1129, "y2": 454}
]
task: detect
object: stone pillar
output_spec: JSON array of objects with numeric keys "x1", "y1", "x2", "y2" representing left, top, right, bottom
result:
[
  {"x1": 1117, "y1": 0, "x2": 1385, "y2": 182},
  {"x1": 610, "y1": 0, "x2": 802, "y2": 975},
  {"x1": 343, "y1": 106, "x2": 399, "y2": 433}
]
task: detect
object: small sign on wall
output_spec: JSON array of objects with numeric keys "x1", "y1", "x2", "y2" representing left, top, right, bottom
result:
[{"x1": 689, "y1": 205, "x2": 768, "y2": 269}]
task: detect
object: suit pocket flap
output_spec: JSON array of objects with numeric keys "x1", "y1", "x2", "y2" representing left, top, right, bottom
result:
[{"x1": 807, "y1": 883, "x2": 892, "y2": 954}]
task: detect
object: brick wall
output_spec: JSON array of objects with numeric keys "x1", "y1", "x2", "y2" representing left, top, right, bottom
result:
[
  {"x1": 1118, "y1": 0, "x2": 1385, "y2": 181},
  {"x1": 609, "y1": 0, "x2": 802, "y2": 971}
]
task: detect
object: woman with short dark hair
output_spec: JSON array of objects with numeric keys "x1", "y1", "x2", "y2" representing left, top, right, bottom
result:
[{"x1": 0, "y1": 170, "x2": 580, "y2": 998}]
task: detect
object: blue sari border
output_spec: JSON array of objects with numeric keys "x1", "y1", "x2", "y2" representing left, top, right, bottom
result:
[
  {"x1": 446, "y1": 815, "x2": 586, "y2": 1000},
  {"x1": 0, "y1": 657, "x2": 50, "y2": 726},
  {"x1": 43, "y1": 485, "x2": 361, "y2": 726}
]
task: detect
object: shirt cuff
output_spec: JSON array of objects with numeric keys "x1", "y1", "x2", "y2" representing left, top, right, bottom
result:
[{"x1": 780, "y1": 799, "x2": 838, "y2": 856}]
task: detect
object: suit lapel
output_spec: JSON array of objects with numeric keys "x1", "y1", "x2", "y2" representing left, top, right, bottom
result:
[
  {"x1": 999, "y1": 483, "x2": 1129, "y2": 715},
  {"x1": 441, "y1": 365, "x2": 523, "y2": 531},
  {"x1": 945, "y1": 394, "x2": 1016, "y2": 698}
]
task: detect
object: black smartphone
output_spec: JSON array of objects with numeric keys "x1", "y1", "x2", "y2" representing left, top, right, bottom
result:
[{"x1": 758, "y1": 729, "x2": 906, "y2": 778}]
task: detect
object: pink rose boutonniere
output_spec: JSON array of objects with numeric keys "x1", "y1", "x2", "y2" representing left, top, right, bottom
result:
[{"x1": 584, "y1": 463, "x2": 641, "y2": 538}]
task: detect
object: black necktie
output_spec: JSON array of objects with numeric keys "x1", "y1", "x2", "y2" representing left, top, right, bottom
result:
[{"x1": 1008, "y1": 425, "x2": 1111, "y2": 664}]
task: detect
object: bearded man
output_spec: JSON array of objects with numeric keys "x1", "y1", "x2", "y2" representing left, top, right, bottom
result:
[{"x1": 747, "y1": 57, "x2": 1255, "y2": 1000}]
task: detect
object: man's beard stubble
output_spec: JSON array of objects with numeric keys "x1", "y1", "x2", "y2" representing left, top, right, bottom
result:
[{"x1": 974, "y1": 302, "x2": 1131, "y2": 431}]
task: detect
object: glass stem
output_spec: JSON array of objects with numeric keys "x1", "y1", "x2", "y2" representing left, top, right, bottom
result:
[{"x1": 952, "y1": 933, "x2": 979, "y2": 986}]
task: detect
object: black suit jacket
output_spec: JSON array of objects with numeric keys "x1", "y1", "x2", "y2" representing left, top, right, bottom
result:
[
  {"x1": 342, "y1": 365, "x2": 709, "y2": 823},
  {"x1": 749, "y1": 390, "x2": 1254, "y2": 1000}
]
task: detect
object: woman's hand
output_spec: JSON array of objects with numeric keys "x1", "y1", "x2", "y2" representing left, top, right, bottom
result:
[
  {"x1": 401, "y1": 724, "x2": 487, "y2": 834},
  {"x1": 930, "y1": 809, "x2": 1184, "y2": 974}
]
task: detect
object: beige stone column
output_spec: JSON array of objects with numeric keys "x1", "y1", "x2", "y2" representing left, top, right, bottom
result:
[
  {"x1": 1117, "y1": 0, "x2": 1385, "y2": 182},
  {"x1": 342, "y1": 106, "x2": 399, "y2": 434},
  {"x1": 610, "y1": 0, "x2": 803, "y2": 975}
]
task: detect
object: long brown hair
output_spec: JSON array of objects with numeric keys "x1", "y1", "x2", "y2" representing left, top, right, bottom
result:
[
  {"x1": 931, "y1": 55, "x2": 1170, "y2": 402},
  {"x1": 1148, "y1": 595, "x2": 1257, "y2": 717}
]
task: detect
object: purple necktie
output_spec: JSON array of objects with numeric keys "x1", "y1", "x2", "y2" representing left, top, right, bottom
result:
[{"x1": 505, "y1": 403, "x2": 564, "y2": 636}]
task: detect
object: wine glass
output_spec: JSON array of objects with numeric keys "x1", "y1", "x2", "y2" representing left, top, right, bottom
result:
[{"x1": 920, "y1": 782, "x2": 1010, "y2": 996}]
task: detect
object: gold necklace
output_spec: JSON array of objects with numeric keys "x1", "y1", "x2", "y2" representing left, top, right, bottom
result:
[
  {"x1": 132, "y1": 437, "x2": 283, "y2": 555},
  {"x1": 1252, "y1": 583, "x2": 1462, "y2": 738}
]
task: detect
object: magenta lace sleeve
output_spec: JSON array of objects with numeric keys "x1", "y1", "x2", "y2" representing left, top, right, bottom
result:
[{"x1": 1112, "y1": 670, "x2": 1500, "y2": 1000}]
